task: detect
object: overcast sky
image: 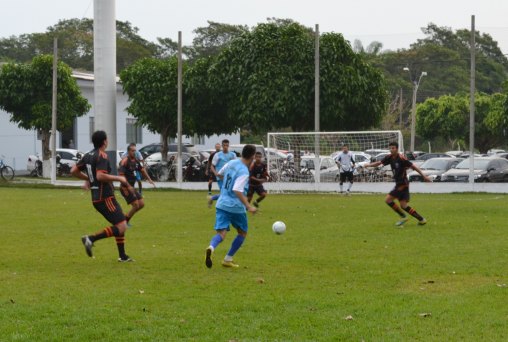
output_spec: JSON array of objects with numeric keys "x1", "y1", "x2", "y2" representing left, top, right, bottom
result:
[{"x1": 2, "y1": 0, "x2": 508, "y2": 53}]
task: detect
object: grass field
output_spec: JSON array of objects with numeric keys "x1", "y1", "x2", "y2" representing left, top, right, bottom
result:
[{"x1": 1, "y1": 186, "x2": 507, "y2": 341}]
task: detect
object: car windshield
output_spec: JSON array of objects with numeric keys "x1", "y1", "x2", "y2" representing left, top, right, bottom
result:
[
  {"x1": 420, "y1": 159, "x2": 450, "y2": 170},
  {"x1": 455, "y1": 159, "x2": 491, "y2": 170},
  {"x1": 300, "y1": 159, "x2": 315, "y2": 169}
]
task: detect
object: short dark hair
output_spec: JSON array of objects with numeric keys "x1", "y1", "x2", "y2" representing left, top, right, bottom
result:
[
  {"x1": 389, "y1": 142, "x2": 399, "y2": 148},
  {"x1": 255, "y1": 151, "x2": 262, "y2": 156},
  {"x1": 92, "y1": 130, "x2": 107, "y2": 149},
  {"x1": 222, "y1": 139, "x2": 230, "y2": 144},
  {"x1": 242, "y1": 144, "x2": 257, "y2": 159},
  {"x1": 342, "y1": 143, "x2": 348, "y2": 148},
  {"x1": 127, "y1": 143, "x2": 136, "y2": 151}
]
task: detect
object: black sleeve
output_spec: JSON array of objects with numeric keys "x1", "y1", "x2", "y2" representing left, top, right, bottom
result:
[{"x1": 381, "y1": 155, "x2": 391, "y2": 166}]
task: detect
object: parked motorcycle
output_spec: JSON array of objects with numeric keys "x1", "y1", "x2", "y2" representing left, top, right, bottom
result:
[{"x1": 27, "y1": 154, "x2": 42, "y2": 177}]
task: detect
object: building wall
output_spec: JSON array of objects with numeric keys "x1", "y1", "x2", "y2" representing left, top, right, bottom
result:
[{"x1": 0, "y1": 76, "x2": 239, "y2": 171}]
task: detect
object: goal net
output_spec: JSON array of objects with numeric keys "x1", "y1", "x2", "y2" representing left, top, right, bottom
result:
[{"x1": 266, "y1": 131, "x2": 403, "y2": 192}]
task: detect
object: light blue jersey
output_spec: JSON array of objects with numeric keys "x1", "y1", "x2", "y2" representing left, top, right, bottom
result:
[
  {"x1": 213, "y1": 151, "x2": 236, "y2": 189},
  {"x1": 216, "y1": 159, "x2": 249, "y2": 214}
]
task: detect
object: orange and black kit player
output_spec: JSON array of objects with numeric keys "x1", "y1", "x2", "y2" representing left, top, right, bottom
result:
[
  {"x1": 71, "y1": 130, "x2": 133, "y2": 262},
  {"x1": 118, "y1": 144, "x2": 146, "y2": 223},
  {"x1": 381, "y1": 144, "x2": 426, "y2": 224}
]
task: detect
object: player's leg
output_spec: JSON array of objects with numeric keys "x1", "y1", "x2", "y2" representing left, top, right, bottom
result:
[
  {"x1": 385, "y1": 192, "x2": 408, "y2": 226},
  {"x1": 247, "y1": 187, "x2": 254, "y2": 203},
  {"x1": 339, "y1": 173, "x2": 345, "y2": 193},
  {"x1": 399, "y1": 197, "x2": 426, "y2": 225},
  {"x1": 83, "y1": 198, "x2": 131, "y2": 261},
  {"x1": 253, "y1": 186, "x2": 266, "y2": 207},
  {"x1": 210, "y1": 179, "x2": 222, "y2": 201},
  {"x1": 222, "y1": 212, "x2": 248, "y2": 268},
  {"x1": 205, "y1": 208, "x2": 230, "y2": 268},
  {"x1": 208, "y1": 175, "x2": 213, "y2": 195},
  {"x1": 346, "y1": 172, "x2": 354, "y2": 194}
]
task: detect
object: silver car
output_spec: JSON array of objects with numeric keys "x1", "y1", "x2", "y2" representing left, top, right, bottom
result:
[{"x1": 408, "y1": 157, "x2": 460, "y2": 182}]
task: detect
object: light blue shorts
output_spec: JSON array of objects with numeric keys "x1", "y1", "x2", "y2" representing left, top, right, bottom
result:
[{"x1": 214, "y1": 208, "x2": 248, "y2": 232}]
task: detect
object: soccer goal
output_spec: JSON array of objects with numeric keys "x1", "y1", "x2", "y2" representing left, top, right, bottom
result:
[{"x1": 266, "y1": 131, "x2": 404, "y2": 192}]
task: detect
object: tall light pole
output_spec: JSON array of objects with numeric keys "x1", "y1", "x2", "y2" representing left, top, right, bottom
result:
[{"x1": 403, "y1": 67, "x2": 427, "y2": 152}]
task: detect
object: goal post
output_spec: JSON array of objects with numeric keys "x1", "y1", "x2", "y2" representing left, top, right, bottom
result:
[{"x1": 266, "y1": 131, "x2": 403, "y2": 192}]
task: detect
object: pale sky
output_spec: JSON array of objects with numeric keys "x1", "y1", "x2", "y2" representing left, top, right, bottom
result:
[{"x1": 2, "y1": 0, "x2": 508, "y2": 53}]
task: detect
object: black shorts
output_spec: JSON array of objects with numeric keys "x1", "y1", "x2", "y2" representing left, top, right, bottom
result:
[
  {"x1": 93, "y1": 197, "x2": 126, "y2": 225},
  {"x1": 340, "y1": 171, "x2": 354, "y2": 183},
  {"x1": 389, "y1": 184, "x2": 410, "y2": 201},
  {"x1": 120, "y1": 186, "x2": 143, "y2": 205},
  {"x1": 208, "y1": 173, "x2": 217, "y2": 182},
  {"x1": 248, "y1": 185, "x2": 266, "y2": 196}
]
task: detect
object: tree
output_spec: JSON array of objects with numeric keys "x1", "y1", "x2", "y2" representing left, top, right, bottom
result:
[
  {"x1": 416, "y1": 92, "x2": 508, "y2": 152},
  {"x1": 120, "y1": 57, "x2": 188, "y2": 161},
  {"x1": 185, "y1": 56, "x2": 238, "y2": 136},
  {"x1": 188, "y1": 21, "x2": 249, "y2": 60},
  {"x1": 209, "y1": 20, "x2": 387, "y2": 133},
  {"x1": 0, "y1": 18, "x2": 159, "y2": 72},
  {"x1": 0, "y1": 55, "x2": 90, "y2": 162}
]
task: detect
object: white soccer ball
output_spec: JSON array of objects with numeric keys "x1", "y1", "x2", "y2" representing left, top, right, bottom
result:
[{"x1": 272, "y1": 221, "x2": 286, "y2": 235}]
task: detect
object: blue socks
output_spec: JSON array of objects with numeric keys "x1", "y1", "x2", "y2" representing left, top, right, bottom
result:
[
  {"x1": 227, "y1": 235, "x2": 245, "y2": 258},
  {"x1": 209, "y1": 234, "x2": 223, "y2": 249},
  {"x1": 211, "y1": 194, "x2": 220, "y2": 201}
]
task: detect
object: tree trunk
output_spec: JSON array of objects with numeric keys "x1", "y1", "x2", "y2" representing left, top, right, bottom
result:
[
  {"x1": 41, "y1": 129, "x2": 53, "y2": 178},
  {"x1": 161, "y1": 132, "x2": 169, "y2": 162}
]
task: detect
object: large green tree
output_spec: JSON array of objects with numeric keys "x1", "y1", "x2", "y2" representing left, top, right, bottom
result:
[
  {"x1": 416, "y1": 92, "x2": 507, "y2": 152},
  {"x1": 0, "y1": 18, "x2": 159, "y2": 72},
  {"x1": 209, "y1": 19, "x2": 387, "y2": 133},
  {"x1": 120, "y1": 57, "x2": 188, "y2": 161},
  {"x1": 0, "y1": 55, "x2": 90, "y2": 162}
]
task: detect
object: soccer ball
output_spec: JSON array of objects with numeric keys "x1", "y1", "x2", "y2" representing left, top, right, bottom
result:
[{"x1": 272, "y1": 221, "x2": 286, "y2": 235}]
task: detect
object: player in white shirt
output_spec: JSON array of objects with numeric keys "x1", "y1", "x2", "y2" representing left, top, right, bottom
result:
[{"x1": 334, "y1": 144, "x2": 356, "y2": 194}]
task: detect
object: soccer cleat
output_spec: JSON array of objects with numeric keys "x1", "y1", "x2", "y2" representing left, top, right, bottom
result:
[
  {"x1": 346, "y1": 190, "x2": 351, "y2": 196},
  {"x1": 418, "y1": 219, "x2": 427, "y2": 226},
  {"x1": 81, "y1": 235, "x2": 93, "y2": 257},
  {"x1": 395, "y1": 217, "x2": 409, "y2": 227},
  {"x1": 207, "y1": 195, "x2": 213, "y2": 209},
  {"x1": 118, "y1": 255, "x2": 134, "y2": 262},
  {"x1": 221, "y1": 260, "x2": 239, "y2": 268},
  {"x1": 253, "y1": 200, "x2": 259, "y2": 208},
  {"x1": 205, "y1": 247, "x2": 213, "y2": 268}
]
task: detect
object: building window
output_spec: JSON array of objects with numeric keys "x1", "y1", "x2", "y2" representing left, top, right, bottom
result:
[
  {"x1": 191, "y1": 134, "x2": 205, "y2": 145},
  {"x1": 89, "y1": 117, "x2": 95, "y2": 142},
  {"x1": 126, "y1": 118, "x2": 142, "y2": 144}
]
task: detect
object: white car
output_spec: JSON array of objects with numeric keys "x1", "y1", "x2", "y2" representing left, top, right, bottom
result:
[
  {"x1": 56, "y1": 149, "x2": 83, "y2": 167},
  {"x1": 299, "y1": 156, "x2": 340, "y2": 182}
]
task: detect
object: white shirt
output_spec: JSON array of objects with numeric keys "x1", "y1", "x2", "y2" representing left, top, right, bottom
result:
[{"x1": 334, "y1": 152, "x2": 355, "y2": 172}]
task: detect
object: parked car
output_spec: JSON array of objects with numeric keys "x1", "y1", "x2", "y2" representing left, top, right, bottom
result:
[
  {"x1": 56, "y1": 148, "x2": 83, "y2": 167},
  {"x1": 441, "y1": 157, "x2": 508, "y2": 182},
  {"x1": 298, "y1": 156, "x2": 340, "y2": 182},
  {"x1": 365, "y1": 149, "x2": 389, "y2": 157},
  {"x1": 229, "y1": 144, "x2": 266, "y2": 159},
  {"x1": 139, "y1": 143, "x2": 199, "y2": 158},
  {"x1": 408, "y1": 157, "x2": 461, "y2": 182},
  {"x1": 412, "y1": 152, "x2": 456, "y2": 166}
]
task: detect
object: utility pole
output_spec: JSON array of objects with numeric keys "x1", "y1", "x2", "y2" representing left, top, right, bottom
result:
[
  {"x1": 177, "y1": 31, "x2": 183, "y2": 184},
  {"x1": 314, "y1": 24, "x2": 320, "y2": 184},
  {"x1": 469, "y1": 15, "x2": 476, "y2": 185},
  {"x1": 399, "y1": 88, "x2": 403, "y2": 129},
  {"x1": 50, "y1": 37, "x2": 57, "y2": 184}
]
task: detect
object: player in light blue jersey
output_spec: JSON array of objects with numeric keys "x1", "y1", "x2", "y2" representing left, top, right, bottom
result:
[
  {"x1": 207, "y1": 139, "x2": 237, "y2": 207},
  {"x1": 205, "y1": 144, "x2": 258, "y2": 268}
]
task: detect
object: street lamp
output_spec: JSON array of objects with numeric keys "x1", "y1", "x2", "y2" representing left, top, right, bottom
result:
[{"x1": 404, "y1": 67, "x2": 427, "y2": 152}]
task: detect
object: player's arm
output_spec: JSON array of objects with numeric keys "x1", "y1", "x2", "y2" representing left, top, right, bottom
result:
[
  {"x1": 362, "y1": 160, "x2": 383, "y2": 168},
  {"x1": 211, "y1": 153, "x2": 219, "y2": 176},
  {"x1": 71, "y1": 164, "x2": 89, "y2": 181},
  {"x1": 233, "y1": 175, "x2": 257, "y2": 214},
  {"x1": 140, "y1": 166, "x2": 155, "y2": 186},
  {"x1": 217, "y1": 163, "x2": 228, "y2": 180},
  {"x1": 411, "y1": 163, "x2": 431, "y2": 182}
]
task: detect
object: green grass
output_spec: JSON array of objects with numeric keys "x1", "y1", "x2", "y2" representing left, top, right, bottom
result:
[{"x1": 1, "y1": 187, "x2": 507, "y2": 341}]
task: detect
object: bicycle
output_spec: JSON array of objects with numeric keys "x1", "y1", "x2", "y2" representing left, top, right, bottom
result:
[{"x1": 0, "y1": 155, "x2": 15, "y2": 181}]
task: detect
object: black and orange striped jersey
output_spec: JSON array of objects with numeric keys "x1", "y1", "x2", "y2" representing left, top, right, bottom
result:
[
  {"x1": 76, "y1": 149, "x2": 115, "y2": 202},
  {"x1": 118, "y1": 156, "x2": 142, "y2": 186},
  {"x1": 382, "y1": 153, "x2": 413, "y2": 186}
]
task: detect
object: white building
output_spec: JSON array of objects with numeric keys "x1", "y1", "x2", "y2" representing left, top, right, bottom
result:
[{"x1": 0, "y1": 71, "x2": 239, "y2": 170}]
